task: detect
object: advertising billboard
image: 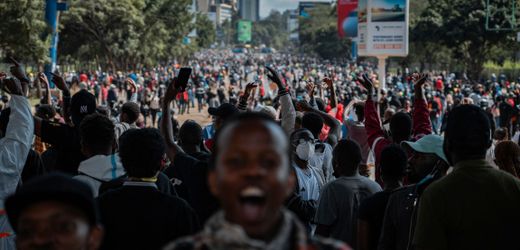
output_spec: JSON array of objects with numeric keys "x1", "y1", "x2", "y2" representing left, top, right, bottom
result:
[
  {"x1": 366, "y1": 0, "x2": 409, "y2": 56},
  {"x1": 357, "y1": 0, "x2": 368, "y2": 56},
  {"x1": 338, "y1": 0, "x2": 359, "y2": 38},
  {"x1": 237, "y1": 20, "x2": 252, "y2": 43}
]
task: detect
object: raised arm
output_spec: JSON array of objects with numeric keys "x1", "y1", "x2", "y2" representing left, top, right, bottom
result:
[
  {"x1": 412, "y1": 73, "x2": 432, "y2": 136},
  {"x1": 237, "y1": 82, "x2": 258, "y2": 111},
  {"x1": 297, "y1": 100, "x2": 341, "y2": 142},
  {"x1": 0, "y1": 77, "x2": 33, "y2": 200},
  {"x1": 51, "y1": 72, "x2": 72, "y2": 125},
  {"x1": 359, "y1": 74, "x2": 385, "y2": 146},
  {"x1": 161, "y1": 77, "x2": 185, "y2": 161},
  {"x1": 266, "y1": 66, "x2": 296, "y2": 134},
  {"x1": 324, "y1": 78, "x2": 337, "y2": 109}
]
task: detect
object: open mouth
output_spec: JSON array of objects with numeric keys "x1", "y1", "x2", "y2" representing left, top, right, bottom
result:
[{"x1": 238, "y1": 186, "x2": 267, "y2": 222}]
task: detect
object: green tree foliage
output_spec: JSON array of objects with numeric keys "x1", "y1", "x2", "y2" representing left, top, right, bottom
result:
[
  {"x1": 0, "y1": 0, "x2": 48, "y2": 63},
  {"x1": 59, "y1": 0, "x2": 194, "y2": 71},
  {"x1": 252, "y1": 10, "x2": 289, "y2": 49},
  {"x1": 298, "y1": 5, "x2": 350, "y2": 59},
  {"x1": 195, "y1": 14, "x2": 216, "y2": 48},
  {"x1": 414, "y1": 0, "x2": 516, "y2": 80}
]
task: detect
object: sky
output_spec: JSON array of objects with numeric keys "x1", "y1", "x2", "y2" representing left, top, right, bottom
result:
[{"x1": 260, "y1": 0, "x2": 332, "y2": 18}]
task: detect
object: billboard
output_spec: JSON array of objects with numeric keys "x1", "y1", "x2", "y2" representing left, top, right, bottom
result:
[
  {"x1": 338, "y1": 0, "x2": 358, "y2": 38},
  {"x1": 299, "y1": 1, "x2": 331, "y2": 18},
  {"x1": 357, "y1": 0, "x2": 368, "y2": 56},
  {"x1": 237, "y1": 20, "x2": 252, "y2": 43},
  {"x1": 366, "y1": 0, "x2": 409, "y2": 56}
]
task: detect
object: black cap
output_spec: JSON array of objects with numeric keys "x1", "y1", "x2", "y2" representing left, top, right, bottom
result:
[
  {"x1": 5, "y1": 173, "x2": 99, "y2": 232},
  {"x1": 70, "y1": 90, "x2": 96, "y2": 119},
  {"x1": 208, "y1": 103, "x2": 239, "y2": 119}
]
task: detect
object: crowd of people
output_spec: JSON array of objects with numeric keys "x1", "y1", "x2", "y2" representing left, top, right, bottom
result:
[{"x1": 1, "y1": 50, "x2": 520, "y2": 250}]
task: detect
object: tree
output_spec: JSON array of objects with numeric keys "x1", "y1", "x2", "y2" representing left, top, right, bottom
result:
[
  {"x1": 252, "y1": 10, "x2": 289, "y2": 49},
  {"x1": 298, "y1": 5, "x2": 350, "y2": 59},
  {"x1": 416, "y1": 0, "x2": 516, "y2": 80},
  {"x1": 59, "y1": 0, "x2": 194, "y2": 71},
  {"x1": 195, "y1": 14, "x2": 216, "y2": 48},
  {"x1": 0, "y1": 0, "x2": 48, "y2": 63}
]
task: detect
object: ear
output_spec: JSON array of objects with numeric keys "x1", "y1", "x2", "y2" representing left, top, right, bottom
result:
[
  {"x1": 285, "y1": 169, "x2": 296, "y2": 197},
  {"x1": 208, "y1": 170, "x2": 220, "y2": 198},
  {"x1": 87, "y1": 225, "x2": 104, "y2": 250}
]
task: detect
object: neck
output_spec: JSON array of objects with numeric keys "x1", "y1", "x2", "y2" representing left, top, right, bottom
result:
[
  {"x1": 452, "y1": 154, "x2": 486, "y2": 166},
  {"x1": 182, "y1": 144, "x2": 201, "y2": 154}
]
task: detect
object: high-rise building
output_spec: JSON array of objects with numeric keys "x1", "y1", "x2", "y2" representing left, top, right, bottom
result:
[
  {"x1": 238, "y1": 0, "x2": 260, "y2": 22},
  {"x1": 196, "y1": 0, "x2": 211, "y2": 13},
  {"x1": 215, "y1": 3, "x2": 233, "y2": 25}
]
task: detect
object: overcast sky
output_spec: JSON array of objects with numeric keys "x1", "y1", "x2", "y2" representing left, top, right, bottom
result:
[{"x1": 260, "y1": 0, "x2": 332, "y2": 18}]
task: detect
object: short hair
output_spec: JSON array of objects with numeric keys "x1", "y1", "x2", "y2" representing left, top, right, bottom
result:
[
  {"x1": 302, "y1": 112, "x2": 324, "y2": 138},
  {"x1": 121, "y1": 102, "x2": 140, "y2": 123},
  {"x1": 290, "y1": 128, "x2": 314, "y2": 150},
  {"x1": 118, "y1": 128, "x2": 166, "y2": 178},
  {"x1": 354, "y1": 102, "x2": 365, "y2": 121},
  {"x1": 380, "y1": 145, "x2": 407, "y2": 179},
  {"x1": 210, "y1": 112, "x2": 280, "y2": 169},
  {"x1": 445, "y1": 105, "x2": 492, "y2": 157},
  {"x1": 390, "y1": 112, "x2": 412, "y2": 139},
  {"x1": 333, "y1": 139, "x2": 362, "y2": 175},
  {"x1": 179, "y1": 120, "x2": 203, "y2": 147},
  {"x1": 79, "y1": 113, "x2": 115, "y2": 153},
  {"x1": 35, "y1": 104, "x2": 56, "y2": 120},
  {"x1": 494, "y1": 127, "x2": 508, "y2": 141}
]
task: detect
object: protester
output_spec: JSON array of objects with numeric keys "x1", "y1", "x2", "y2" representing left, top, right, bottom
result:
[
  {"x1": 494, "y1": 140, "x2": 520, "y2": 177},
  {"x1": 163, "y1": 112, "x2": 349, "y2": 250},
  {"x1": 413, "y1": 105, "x2": 520, "y2": 249},
  {"x1": 0, "y1": 62, "x2": 34, "y2": 249},
  {"x1": 5, "y1": 173, "x2": 104, "y2": 250},
  {"x1": 97, "y1": 128, "x2": 199, "y2": 250},
  {"x1": 74, "y1": 113, "x2": 125, "y2": 197},
  {"x1": 378, "y1": 134, "x2": 449, "y2": 250},
  {"x1": 314, "y1": 140, "x2": 381, "y2": 246},
  {"x1": 357, "y1": 145, "x2": 407, "y2": 250},
  {"x1": 360, "y1": 73, "x2": 432, "y2": 185},
  {"x1": 34, "y1": 74, "x2": 97, "y2": 174}
]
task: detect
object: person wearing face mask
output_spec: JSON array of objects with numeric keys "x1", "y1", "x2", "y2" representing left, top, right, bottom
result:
[
  {"x1": 286, "y1": 128, "x2": 324, "y2": 233},
  {"x1": 314, "y1": 140, "x2": 381, "y2": 246}
]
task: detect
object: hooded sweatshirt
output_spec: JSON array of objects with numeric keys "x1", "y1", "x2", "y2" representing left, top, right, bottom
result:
[{"x1": 74, "y1": 154, "x2": 126, "y2": 197}]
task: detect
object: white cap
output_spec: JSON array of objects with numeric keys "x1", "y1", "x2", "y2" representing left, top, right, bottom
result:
[{"x1": 401, "y1": 134, "x2": 448, "y2": 164}]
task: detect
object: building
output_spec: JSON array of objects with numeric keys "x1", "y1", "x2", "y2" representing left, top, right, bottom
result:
[
  {"x1": 238, "y1": 0, "x2": 260, "y2": 22},
  {"x1": 196, "y1": 0, "x2": 211, "y2": 12},
  {"x1": 287, "y1": 9, "x2": 299, "y2": 41},
  {"x1": 215, "y1": 3, "x2": 233, "y2": 25},
  {"x1": 298, "y1": 1, "x2": 332, "y2": 18}
]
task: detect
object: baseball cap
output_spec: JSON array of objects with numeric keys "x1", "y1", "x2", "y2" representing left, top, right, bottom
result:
[
  {"x1": 70, "y1": 90, "x2": 96, "y2": 124},
  {"x1": 208, "y1": 103, "x2": 239, "y2": 119},
  {"x1": 5, "y1": 173, "x2": 99, "y2": 232},
  {"x1": 401, "y1": 134, "x2": 448, "y2": 164}
]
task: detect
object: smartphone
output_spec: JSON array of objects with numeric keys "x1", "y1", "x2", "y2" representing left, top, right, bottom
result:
[{"x1": 175, "y1": 67, "x2": 192, "y2": 92}]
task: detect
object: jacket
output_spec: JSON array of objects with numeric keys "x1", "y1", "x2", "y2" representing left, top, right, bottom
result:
[{"x1": 74, "y1": 154, "x2": 126, "y2": 197}]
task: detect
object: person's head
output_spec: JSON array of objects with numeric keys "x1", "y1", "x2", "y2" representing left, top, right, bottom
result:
[
  {"x1": 70, "y1": 90, "x2": 97, "y2": 127},
  {"x1": 402, "y1": 134, "x2": 450, "y2": 183},
  {"x1": 118, "y1": 128, "x2": 166, "y2": 178},
  {"x1": 494, "y1": 140, "x2": 520, "y2": 177},
  {"x1": 389, "y1": 112, "x2": 412, "y2": 143},
  {"x1": 120, "y1": 102, "x2": 140, "y2": 124},
  {"x1": 79, "y1": 113, "x2": 115, "y2": 157},
  {"x1": 35, "y1": 104, "x2": 57, "y2": 121},
  {"x1": 178, "y1": 120, "x2": 203, "y2": 148},
  {"x1": 208, "y1": 103, "x2": 239, "y2": 130},
  {"x1": 208, "y1": 112, "x2": 294, "y2": 240},
  {"x1": 494, "y1": 127, "x2": 509, "y2": 141},
  {"x1": 6, "y1": 173, "x2": 103, "y2": 250},
  {"x1": 443, "y1": 105, "x2": 492, "y2": 165},
  {"x1": 301, "y1": 112, "x2": 324, "y2": 139},
  {"x1": 384, "y1": 108, "x2": 396, "y2": 122},
  {"x1": 332, "y1": 139, "x2": 362, "y2": 177},
  {"x1": 290, "y1": 128, "x2": 315, "y2": 162},
  {"x1": 354, "y1": 102, "x2": 365, "y2": 122},
  {"x1": 380, "y1": 145, "x2": 407, "y2": 184}
]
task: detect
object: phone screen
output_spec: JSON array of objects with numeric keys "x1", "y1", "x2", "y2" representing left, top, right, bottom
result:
[{"x1": 175, "y1": 67, "x2": 192, "y2": 92}]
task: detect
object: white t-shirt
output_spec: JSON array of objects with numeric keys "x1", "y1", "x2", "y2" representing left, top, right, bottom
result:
[{"x1": 293, "y1": 164, "x2": 320, "y2": 201}]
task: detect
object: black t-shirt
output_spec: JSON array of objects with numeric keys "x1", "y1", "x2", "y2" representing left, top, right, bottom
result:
[
  {"x1": 97, "y1": 186, "x2": 199, "y2": 250},
  {"x1": 40, "y1": 121, "x2": 85, "y2": 174},
  {"x1": 358, "y1": 190, "x2": 395, "y2": 250},
  {"x1": 163, "y1": 153, "x2": 219, "y2": 224}
]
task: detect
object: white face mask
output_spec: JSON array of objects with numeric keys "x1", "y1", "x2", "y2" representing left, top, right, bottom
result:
[{"x1": 296, "y1": 141, "x2": 315, "y2": 161}]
